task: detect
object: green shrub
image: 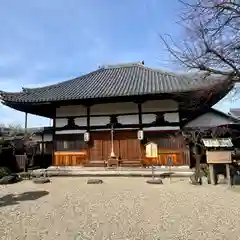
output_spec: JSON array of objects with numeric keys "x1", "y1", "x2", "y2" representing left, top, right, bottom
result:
[{"x1": 0, "y1": 167, "x2": 11, "y2": 178}]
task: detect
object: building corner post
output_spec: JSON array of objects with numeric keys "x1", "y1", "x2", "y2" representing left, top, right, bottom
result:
[
  {"x1": 52, "y1": 109, "x2": 56, "y2": 166},
  {"x1": 86, "y1": 105, "x2": 91, "y2": 163},
  {"x1": 24, "y1": 112, "x2": 28, "y2": 136}
]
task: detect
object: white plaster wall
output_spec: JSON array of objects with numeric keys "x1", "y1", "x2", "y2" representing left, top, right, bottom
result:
[
  {"x1": 56, "y1": 113, "x2": 179, "y2": 127},
  {"x1": 142, "y1": 113, "x2": 179, "y2": 124},
  {"x1": 56, "y1": 118, "x2": 87, "y2": 128},
  {"x1": 143, "y1": 126, "x2": 180, "y2": 131},
  {"x1": 118, "y1": 115, "x2": 139, "y2": 124},
  {"x1": 184, "y1": 112, "x2": 234, "y2": 128},
  {"x1": 90, "y1": 116, "x2": 109, "y2": 126},
  {"x1": 54, "y1": 100, "x2": 180, "y2": 131},
  {"x1": 55, "y1": 113, "x2": 180, "y2": 127},
  {"x1": 56, "y1": 105, "x2": 86, "y2": 117},
  {"x1": 142, "y1": 114, "x2": 156, "y2": 124},
  {"x1": 142, "y1": 100, "x2": 178, "y2": 112},
  {"x1": 32, "y1": 134, "x2": 52, "y2": 142},
  {"x1": 90, "y1": 127, "x2": 180, "y2": 131},
  {"x1": 43, "y1": 134, "x2": 52, "y2": 142},
  {"x1": 90, "y1": 102, "x2": 138, "y2": 115},
  {"x1": 164, "y1": 113, "x2": 179, "y2": 122},
  {"x1": 55, "y1": 100, "x2": 179, "y2": 117},
  {"x1": 55, "y1": 130, "x2": 85, "y2": 134}
]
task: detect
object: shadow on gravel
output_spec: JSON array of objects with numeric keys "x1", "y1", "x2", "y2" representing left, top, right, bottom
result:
[
  {"x1": 230, "y1": 186, "x2": 240, "y2": 193},
  {"x1": 0, "y1": 190, "x2": 49, "y2": 207}
]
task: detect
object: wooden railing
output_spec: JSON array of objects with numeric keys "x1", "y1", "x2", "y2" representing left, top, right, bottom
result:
[
  {"x1": 142, "y1": 148, "x2": 189, "y2": 166},
  {"x1": 54, "y1": 151, "x2": 87, "y2": 166}
]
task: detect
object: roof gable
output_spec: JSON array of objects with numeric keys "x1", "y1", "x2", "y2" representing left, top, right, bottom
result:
[
  {"x1": 230, "y1": 108, "x2": 240, "y2": 118},
  {"x1": 184, "y1": 108, "x2": 239, "y2": 129}
]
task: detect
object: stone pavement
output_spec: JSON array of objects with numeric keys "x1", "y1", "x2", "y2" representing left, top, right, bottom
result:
[{"x1": 32, "y1": 166, "x2": 194, "y2": 178}]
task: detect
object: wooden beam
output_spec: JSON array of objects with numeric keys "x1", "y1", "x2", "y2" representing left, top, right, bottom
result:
[
  {"x1": 41, "y1": 133, "x2": 44, "y2": 155},
  {"x1": 178, "y1": 110, "x2": 184, "y2": 129},
  {"x1": 24, "y1": 112, "x2": 28, "y2": 136},
  {"x1": 137, "y1": 103, "x2": 143, "y2": 129},
  {"x1": 54, "y1": 110, "x2": 179, "y2": 119},
  {"x1": 86, "y1": 105, "x2": 91, "y2": 131},
  {"x1": 55, "y1": 122, "x2": 180, "y2": 132},
  {"x1": 86, "y1": 105, "x2": 91, "y2": 164},
  {"x1": 52, "y1": 116, "x2": 56, "y2": 165}
]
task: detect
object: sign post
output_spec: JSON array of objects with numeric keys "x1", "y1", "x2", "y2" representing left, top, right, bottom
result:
[{"x1": 168, "y1": 156, "x2": 172, "y2": 183}]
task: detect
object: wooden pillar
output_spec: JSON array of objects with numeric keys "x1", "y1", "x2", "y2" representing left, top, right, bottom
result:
[
  {"x1": 24, "y1": 112, "x2": 28, "y2": 171},
  {"x1": 137, "y1": 103, "x2": 143, "y2": 129},
  {"x1": 226, "y1": 164, "x2": 231, "y2": 187},
  {"x1": 86, "y1": 105, "x2": 91, "y2": 163},
  {"x1": 41, "y1": 133, "x2": 44, "y2": 155},
  {"x1": 137, "y1": 102, "x2": 144, "y2": 166},
  {"x1": 86, "y1": 106, "x2": 90, "y2": 132},
  {"x1": 24, "y1": 112, "x2": 28, "y2": 135},
  {"x1": 209, "y1": 164, "x2": 217, "y2": 185},
  {"x1": 52, "y1": 117, "x2": 56, "y2": 165},
  {"x1": 179, "y1": 110, "x2": 185, "y2": 129}
]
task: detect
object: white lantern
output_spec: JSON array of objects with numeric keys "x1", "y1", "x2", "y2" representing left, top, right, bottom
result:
[
  {"x1": 84, "y1": 132, "x2": 90, "y2": 142},
  {"x1": 137, "y1": 130, "x2": 144, "y2": 140}
]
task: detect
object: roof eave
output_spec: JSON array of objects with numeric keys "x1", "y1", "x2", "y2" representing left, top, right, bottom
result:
[{"x1": 1, "y1": 101, "x2": 54, "y2": 118}]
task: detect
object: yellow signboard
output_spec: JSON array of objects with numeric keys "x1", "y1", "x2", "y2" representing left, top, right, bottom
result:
[{"x1": 145, "y1": 142, "x2": 158, "y2": 158}]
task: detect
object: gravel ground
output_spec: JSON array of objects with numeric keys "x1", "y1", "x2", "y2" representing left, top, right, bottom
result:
[{"x1": 1, "y1": 177, "x2": 240, "y2": 240}]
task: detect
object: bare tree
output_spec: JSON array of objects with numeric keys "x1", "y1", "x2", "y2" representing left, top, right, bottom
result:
[
  {"x1": 160, "y1": 0, "x2": 240, "y2": 183},
  {"x1": 0, "y1": 123, "x2": 25, "y2": 136},
  {"x1": 161, "y1": 0, "x2": 240, "y2": 78}
]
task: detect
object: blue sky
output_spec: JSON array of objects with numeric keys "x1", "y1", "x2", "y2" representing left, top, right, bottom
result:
[{"x1": 0, "y1": 0, "x2": 238, "y2": 127}]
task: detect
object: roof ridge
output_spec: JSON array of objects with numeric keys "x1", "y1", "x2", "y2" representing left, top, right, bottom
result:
[
  {"x1": 101, "y1": 62, "x2": 187, "y2": 79},
  {"x1": 101, "y1": 61, "x2": 144, "y2": 69},
  {"x1": 140, "y1": 65, "x2": 186, "y2": 78}
]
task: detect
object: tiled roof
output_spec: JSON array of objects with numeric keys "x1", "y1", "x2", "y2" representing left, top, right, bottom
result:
[
  {"x1": 202, "y1": 138, "x2": 233, "y2": 148},
  {"x1": 0, "y1": 62, "x2": 232, "y2": 103},
  {"x1": 230, "y1": 109, "x2": 240, "y2": 118}
]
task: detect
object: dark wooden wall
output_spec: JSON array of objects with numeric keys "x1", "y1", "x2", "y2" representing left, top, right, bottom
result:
[
  {"x1": 142, "y1": 132, "x2": 190, "y2": 166},
  {"x1": 55, "y1": 134, "x2": 87, "y2": 152},
  {"x1": 52, "y1": 130, "x2": 190, "y2": 166}
]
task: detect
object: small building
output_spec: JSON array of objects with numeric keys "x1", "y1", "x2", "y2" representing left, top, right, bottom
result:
[
  {"x1": 202, "y1": 138, "x2": 234, "y2": 185},
  {"x1": 0, "y1": 62, "x2": 235, "y2": 167}
]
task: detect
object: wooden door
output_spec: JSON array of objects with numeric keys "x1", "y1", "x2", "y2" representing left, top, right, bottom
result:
[
  {"x1": 89, "y1": 130, "x2": 142, "y2": 162},
  {"x1": 115, "y1": 130, "x2": 142, "y2": 161},
  {"x1": 89, "y1": 131, "x2": 120, "y2": 161},
  {"x1": 89, "y1": 132, "x2": 108, "y2": 161}
]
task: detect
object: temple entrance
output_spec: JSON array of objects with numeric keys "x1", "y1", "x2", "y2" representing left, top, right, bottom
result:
[{"x1": 88, "y1": 130, "x2": 142, "y2": 166}]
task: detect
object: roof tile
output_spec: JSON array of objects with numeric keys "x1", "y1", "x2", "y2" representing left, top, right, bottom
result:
[{"x1": 0, "y1": 63, "x2": 231, "y2": 103}]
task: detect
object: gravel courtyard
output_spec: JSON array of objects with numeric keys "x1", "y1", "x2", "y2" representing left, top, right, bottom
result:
[{"x1": 1, "y1": 177, "x2": 240, "y2": 240}]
